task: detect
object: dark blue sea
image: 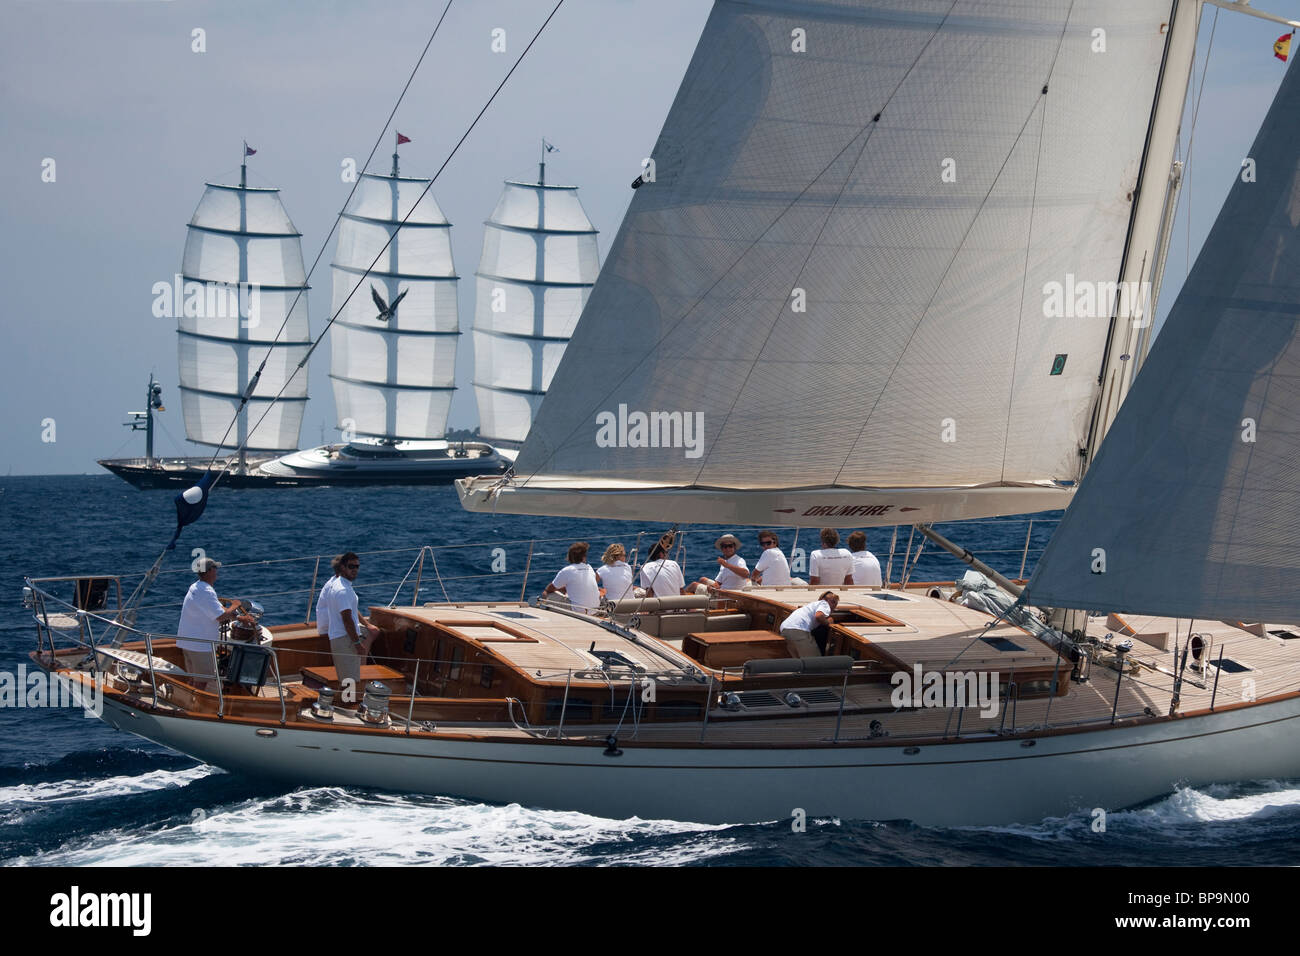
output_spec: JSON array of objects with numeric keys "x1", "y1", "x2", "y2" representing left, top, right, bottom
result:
[{"x1": 3, "y1": 475, "x2": 1299, "y2": 866}]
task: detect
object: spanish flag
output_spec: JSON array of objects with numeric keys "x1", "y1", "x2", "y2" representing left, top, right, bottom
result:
[{"x1": 1275, "y1": 33, "x2": 1292, "y2": 63}]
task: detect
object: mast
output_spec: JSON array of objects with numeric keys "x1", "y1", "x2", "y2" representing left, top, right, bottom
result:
[
  {"x1": 328, "y1": 158, "x2": 459, "y2": 445},
  {"x1": 1083, "y1": 0, "x2": 1203, "y2": 471},
  {"x1": 177, "y1": 145, "x2": 312, "y2": 461},
  {"x1": 145, "y1": 374, "x2": 157, "y2": 463},
  {"x1": 1028, "y1": 48, "x2": 1300, "y2": 622},
  {"x1": 472, "y1": 166, "x2": 600, "y2": 450},
  {"x1": 125, "y1": 374, "x2": 165, "y2": 464}
]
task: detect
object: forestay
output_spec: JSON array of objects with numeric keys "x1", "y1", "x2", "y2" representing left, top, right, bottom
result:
[
  {"x1": 330, "y1": 172, "x2": 459, "y2": 442},
  {"x1": 1028, "y1": 57, "x2": 1300, "y2": 622},
  {"x1": 179, "y1": 183, "x2": 311, "y2": 451},
  {"x1": 473, "y1": 178, "x2": 600, "y2": 448},
  {"x1": 461, "y1": 0, "x2": 1184, "y2": 526}
]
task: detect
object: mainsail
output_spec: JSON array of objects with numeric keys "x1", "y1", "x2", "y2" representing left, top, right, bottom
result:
[
  {"x1": 329, "y1": 170, "x2": 459, "y2": 441},
  {"x1": 178, "y1": 171, "x2": 311, "y2": 451},
  {"x1": 473, "y1": 170, "x2": 600, "y2": 447},
  {"x1": 1028, "y1": 56, "x2": 1300, "y2": 622},
  {"x1": 460, "y1": 0, "x2": 1195, "y2": 526}
]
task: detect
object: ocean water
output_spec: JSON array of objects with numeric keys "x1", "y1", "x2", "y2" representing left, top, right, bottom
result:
[{"x1": 4, "y1": 474, "x2": 1299, "y2": 866}]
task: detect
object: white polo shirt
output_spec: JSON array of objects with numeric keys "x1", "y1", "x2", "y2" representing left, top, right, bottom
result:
[
  {"x1": 783, "y1": 599, "x2": 832, "y2": 633},
  {"x1": 315, "y1": 575, "x2": 337, "y2": 634},
  {"x1": 325, "y1": 576, "x2": 361, "y2": 640},
  {"x1": 754, "y1": 548, "x2": 791, "y2": 587},
  {"x1": 177, "y1": 579, "x2": 224, "y2": 652},
  {"x1": 851, "y1": 550, "x2": 883, "y2": 587},
  {"x1": 714, "y1": 554, "x2": 748, "y2": 590},
  {"x1": 597, "y1": 561, "x2": 635, "y2": 603},
  {"x1": 810, "y1": 548, "x2": 854, "y2": 585},
  {"x1": 639, "y1": 559, "x2": 685, "y2": 598},
  {"x1": 552, "y1": 563, "x2": 601, "y2": 613}
]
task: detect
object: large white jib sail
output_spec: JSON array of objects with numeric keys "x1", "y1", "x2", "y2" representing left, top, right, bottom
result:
[
  {"x1": 329, "y1": 167, "x2": 459, "y2": 442},
  {"x1": 178, "y1": 167, "x2": 311, "y2": 451},
  {"x1": 473, "y1": 169, "x2": 600, "y2": 448},
  {"x1": 1028, "y1": 55, "x2": 1300, "y2": 622},
  {"x1": 459, "y1": 0, "x2": 1198, "y2": 526}
]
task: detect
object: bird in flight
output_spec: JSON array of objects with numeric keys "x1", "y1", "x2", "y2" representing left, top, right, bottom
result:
[{"x1": 371, "y1": 284, "x2": 409, "y2": 322}]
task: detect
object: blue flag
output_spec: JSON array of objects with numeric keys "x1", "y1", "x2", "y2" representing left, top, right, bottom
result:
[{"x1": 167, "y1": 471, "x2": 215, "y2": 550}]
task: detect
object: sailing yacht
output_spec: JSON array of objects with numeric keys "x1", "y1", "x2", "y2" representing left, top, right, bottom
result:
[
  {"x1": 472, "y1": 158, "x2": 601, "y2": 454},
  {"x1": 99, "y1": 156, "x2": 314, "y2": 489},
  {"x1": 40, "y1": 0, "x2": 1300, "y2": 826},
  {"x1": 259, "y1": 144, "x2": 507, "y2": 484}
]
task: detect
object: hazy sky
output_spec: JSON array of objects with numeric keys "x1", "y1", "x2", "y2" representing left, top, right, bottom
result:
[{"x1": 2, "y1": 0, "x2": 1295, "y2": 475}]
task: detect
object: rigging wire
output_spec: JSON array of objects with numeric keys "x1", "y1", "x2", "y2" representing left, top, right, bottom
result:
[
  {"x1": 204, "y1": 0, "x2": 458, "y2": 474},
  {"x1": 1183, "y1": 5, "x2": 1220, "y2": 281}
]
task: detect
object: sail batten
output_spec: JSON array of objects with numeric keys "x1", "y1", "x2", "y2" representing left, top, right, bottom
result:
[
  {"x1": 1028, "y1": 57, "x2": 1300, "y2": 621},
  {"x1": 473, "y1": 179, "x2": 601, "y2": 448},
  {"x1": 329, "y1": 171, "x2": 459, "y2": 442},
  {"x1": 470, "y1": 0, "x2": 1181, "y2": 524},
  {"x1": 177, "y1": 179, "x2": 311, "y2": 451}
]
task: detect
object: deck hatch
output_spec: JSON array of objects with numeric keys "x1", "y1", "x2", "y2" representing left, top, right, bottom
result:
[
  {"x1": 1268, "y1": 629, "x2": 1300, "y2": 640},
  {"x1": 981, "y1": 637, "x2": 1025, "y2": 652},
  {"x1": 1215, "y1": 658, "x2": 1252, "y2": 673}
]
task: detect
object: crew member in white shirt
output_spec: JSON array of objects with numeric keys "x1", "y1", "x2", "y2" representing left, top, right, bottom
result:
[
  {"x1": 177, "y1": 558, "x2": 243, "y2": 693},
  {"x1": 596, "y1": 543, "x2": 636, "y2": 604},
  {"x1": 639, "y1": 534, "x2": 687, "y2": 598},
  {"x1": 544, "y1": 541, "x2": 602, "y2": 614},
  {"x1": 323, "y1": 551, "x2": 381, "y2": 690},
  {"x1": 847, "y1": 530, "x2": 883, "y2": 587},
  {"x1": 809, "y1": 527, "x2": 855, "y2": 586},
  {"x1": 692, "y1": 533, "x2": 748, "y2": 593},
  {"x1": 751, "y1": 530, "x2": 792, "y2": 587},
  {"x1": 315, "y1": 568, "x2": 338, "y2": 639},
  {"x1": 780, "y1": 591, "x2": 839, "y2": 658}
]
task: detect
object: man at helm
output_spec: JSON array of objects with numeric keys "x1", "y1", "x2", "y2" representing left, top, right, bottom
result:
[{"x1": 177, "y1": 558, "x2": 243, "y2": 693}]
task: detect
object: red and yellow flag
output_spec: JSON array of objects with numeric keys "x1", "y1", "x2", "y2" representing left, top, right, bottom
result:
[{"x1": 1275, "y1": 33, "x2": 1292, "y2": 62}]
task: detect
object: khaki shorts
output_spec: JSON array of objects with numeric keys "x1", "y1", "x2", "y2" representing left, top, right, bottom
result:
[
  {"x1": 181, "y1": 647, "x2": 218, "y2": 692},
  {"x1": 780, "y1": 626, "x2": 820, "y2": 659},
  {"x1": 329, "y1": 636, "x2": 362, "y2": 698}
]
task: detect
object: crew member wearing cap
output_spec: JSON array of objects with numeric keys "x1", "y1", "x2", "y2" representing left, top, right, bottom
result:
[
  {"x1": 691, "y1": 533, "x2": 749, "y2": 593},
  {"x1": 177, "y1": 558, "x2": 243, "y2": 693}
]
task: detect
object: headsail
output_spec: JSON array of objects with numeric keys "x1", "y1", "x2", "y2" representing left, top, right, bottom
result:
[
  {"x1": 472, "y1": 174, "x2": 600, "y2": 448},
  {"x1": 1028, "y1": 57, "x2": 1300, "y2": 622},
  {"x1": 329, "y1": 172, "x2": 459, "y2": 441},
  {"x1": 178, "y1": 178, "x2": 311, "y2": 450},
  {"x1": 460, "y1": 0, "x2": 1189, "y2": 525}
]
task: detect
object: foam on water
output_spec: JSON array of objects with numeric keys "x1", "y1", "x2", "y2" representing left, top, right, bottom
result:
[
  {"x1": 0, "y1": 764, "x2": 217, "y2": 808},
  {"x1": 19, "y1": 787, "x2": 740, "y2": 867},
  {"x1": 974, "y1": 779, "x2": 1300, "y2": 842}
]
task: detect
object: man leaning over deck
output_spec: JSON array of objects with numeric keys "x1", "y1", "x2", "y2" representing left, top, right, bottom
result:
[
  {"x1": 177, "y1": 558, "x2": 242, "y2": 693},
  {"x1": 779, "y1": 591, "x2": 839, "y2": 659}
]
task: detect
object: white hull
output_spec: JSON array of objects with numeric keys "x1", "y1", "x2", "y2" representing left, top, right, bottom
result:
[
  {"x1": 258, "y1": 441, "x2": 506, "y2": 485},
  {"x1": 98, "y1": 694, "x2": 1300, "y2": 827}
]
